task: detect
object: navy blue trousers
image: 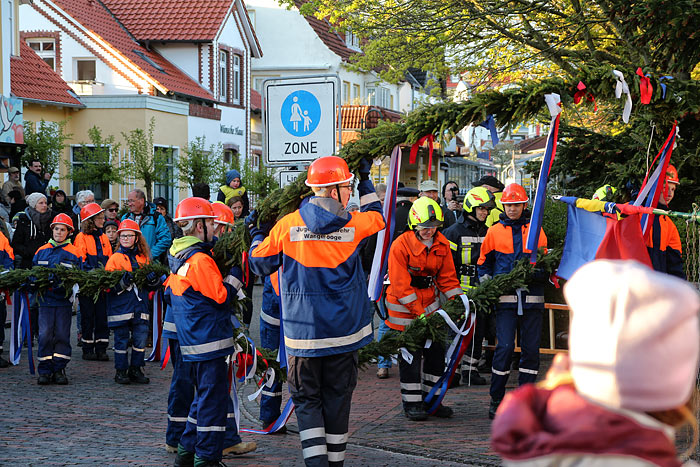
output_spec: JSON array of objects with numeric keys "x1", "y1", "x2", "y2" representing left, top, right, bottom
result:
[
  {"x1": 259, "y1": 318, "x2": 283, "y2": 425},
  {"x1": 168, "y1": 341, "x2": 241, "y2": 451},
  {"x1": 79, "y1": 295, "x2": 109, "y2": 354},
  {"x1": 179, "y1": 357, "x2": 230, "y2": 462},
  {"x1": 112, "y1": 319, "x2": 148, "y2": 370},
  {"x1": 490, "y1": 307, "x2": 543, "y2": 401},
  {"x1": 37, "y1": 305, "x2": 72, "y2": 375}
]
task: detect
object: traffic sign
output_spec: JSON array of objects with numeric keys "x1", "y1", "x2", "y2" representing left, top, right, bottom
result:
[
  {"x1": 279, "y1": 170, "x2": 304, "y2": 188},
  {"x1": 264, "y1": 76, "x2": 339, "y2": 166}
]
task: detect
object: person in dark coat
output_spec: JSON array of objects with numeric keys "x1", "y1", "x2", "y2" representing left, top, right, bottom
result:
[
  {"x1": 441, "y1": 180, "x2": 462, "y2": 229},
  {"x1": 50, "y1": 189, "x2": 72, "y2": 215},
  {"x1": 8, "y1": 189, "x2": 27, "y2": 221},
  {"x1": 11, "y1": 192, "x2": 53, "y2": 340},
  {"x1": 24, "y1": 159, "x2": 51, "y2": 197}
]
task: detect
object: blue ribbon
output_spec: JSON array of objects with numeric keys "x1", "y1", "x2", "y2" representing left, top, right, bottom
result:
[
  {"x1": 10, "y1": 291, "x2": 34, "y2": 374},
  {"x1": 659, "y1": 76, "x2": 674, "y2": 99},
  {"x1": 479, "y1": 115, "x2": 500, "y2": 147}
]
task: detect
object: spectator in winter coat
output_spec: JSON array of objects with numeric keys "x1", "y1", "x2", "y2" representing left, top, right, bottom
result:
[
  {"x1": 24, "y1": 159, "x2": 51, "y2": 197},
  {"x1": 217, "y1": 170, "x2": 249, "y2": 217},
  {"x1": 121, "y1": 189, "x2": 171, "y2": 259},
  {"x1": 8, "y1": 189, "x2": 27, "y2": 221},
  {"x1": 12, "y1": 192, "x2": 53, "y2": 340},
  {"x1": 50, "y1": 190, "x2": 72, "y2": 215},
  {"x1": 192, "y1": 183, "x2": 211, "y2": 201},
  {"x1": 154, "y1": 197, "x2": 183, "y2": 241},
  {"x1": 492, "y1": 260, "x2": 700, "y2": 466},
  {"x1": 101, "y1": 199, "x2": 121, "y2": 228},
  {"x1": 2, "y1": 166, "x2": 24, "y2": 204},
  {"x1": 69, "y1": 190, "x2": 95, "y2": 235},
  {"x1": 104, "y1": 220, "x2": 119, "y2": 252}
]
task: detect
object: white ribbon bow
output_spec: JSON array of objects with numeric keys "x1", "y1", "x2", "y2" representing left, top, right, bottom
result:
[{"x1": 612, "y1": 70, "x2": 633, "y2": 123}]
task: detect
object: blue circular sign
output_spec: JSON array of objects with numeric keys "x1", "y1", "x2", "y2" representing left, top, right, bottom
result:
[{"x1": 281, "y1": 90, "x2": 321, "y2": 137}]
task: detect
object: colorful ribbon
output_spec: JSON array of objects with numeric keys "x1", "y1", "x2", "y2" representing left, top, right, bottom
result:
[
  {"x1": 659, "y1": 76, "x2": 674, "y2": 99},
  {"x1": 409, "y1": 134, "x2": 435, "y2": 177},
  {"x1": 241, "y1": 399, "x2": 296, "y2": 434},
  {"x1": 636, "y1": 68, "x2": 653, "y2": 104},
  {"x1": 573, "y1": 81, "x2": 597, "y2": 112},
  {"x1": 368, "y1": 145, "x2": 401, "y2": 301},
  {"x1": 612, "y1": 70, "x2": 633, "y2": 123},
  {"x1": 10, "y1": 290, "x2": 34, "y2": 374},
  {"x1": 526, "y1": 93, "x2": 561, "y2": 263},
  {"x1": 146, "y1": 289, "x2": 164, "y2": 362}
]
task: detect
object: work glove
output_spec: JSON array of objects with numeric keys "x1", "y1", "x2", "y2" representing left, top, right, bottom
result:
[
  {"x1": 118, "y1": 272, "x2": 133, "y2": 290},
  {"x1": 359, "y1": 157, "x2": 372, "y2": 181},
  {"x1": 146, "y1": 271, "x2": 161, "y2": 288},
  {"x1": 247, "y1": 210, "x2": 273, "y2": 242}
]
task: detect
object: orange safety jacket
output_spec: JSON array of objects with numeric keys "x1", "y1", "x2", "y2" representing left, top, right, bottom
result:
[
  {"x1": 385, "y1": 230, "x2": 462, "y2": 331},
  {"x1": 74, "y1": 231, "x2": 112, "y2": 270},
  {"x1": 645, "y1": 210, "x2": 684, "y2": 279},
  {"x1": 105, "y1": 248, "x2": 150, "y2": 326}
]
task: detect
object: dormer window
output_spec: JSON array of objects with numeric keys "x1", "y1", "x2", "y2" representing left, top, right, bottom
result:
[
  {"x1": 345, "y1": 29, "x2": 361, "y2": 51},
  {"x1": 27, "y1": 39, "x2": 56, "y2": 70}
]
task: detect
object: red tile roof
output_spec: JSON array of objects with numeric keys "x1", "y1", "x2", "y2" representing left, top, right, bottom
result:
[
  {"x1": 340, "y1": 105, "x2": 403, "y2": 130},
  {"x1": 45, "y1": 0, "x2": 214, "y2": 101},
  {"x1": 250, "y1": 89, "x2": 261, "y2": 111},
  {"x1": 294, "y1": 1, "x2": 357, "y2": 62},
  {"x1": 100, "y1": 0, "x2": 231, "y2": 41},
  {"x1": 11, "y1": 41, "x2": 83, "y2": 107}
]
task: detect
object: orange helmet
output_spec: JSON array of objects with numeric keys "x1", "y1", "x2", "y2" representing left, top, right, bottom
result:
[
  {"x1": 117, "y1": 219, "x2": 141, "y2": 234},
  {"x1": 174, "y1": 197, "x2": 217, "y2": 222},
  {"x1": 666, "y1": 164, "x2": 680, "y2": 185},
  {"x1": 501, "y1": 183, "x2": 529, "y2": 204},
  {"x1": 305, "y1": 156, "x2": 354, "y2": 188},
  {"x1": 51, "y1": 213, "x2": 74, "y2": 231},
  {"x1": 211, "y1": 201, "x2": 235, "y2": 226},
  {"x1": 80, "y1": 202, "x2": 104, "y2": 221}
]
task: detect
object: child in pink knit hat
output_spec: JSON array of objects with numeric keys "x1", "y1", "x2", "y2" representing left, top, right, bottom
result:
[{"x1": 492, "y1": 259, "x2": 700, "y2": 466}]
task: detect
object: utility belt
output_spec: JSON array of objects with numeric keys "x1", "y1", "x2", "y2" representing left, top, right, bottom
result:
[
  {"x1": 410, "y1": 275, "x2": 434, "y2": 289},
  {"x1": 457, "y1": 264, "x2": 478, "y2": 278}
]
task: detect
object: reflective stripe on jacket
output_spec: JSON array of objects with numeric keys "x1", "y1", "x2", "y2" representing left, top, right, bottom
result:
[
  {"x1": 249, "y1": 179, "x2": 385, "y2": 357},
  {"x1": 385, "y1": 231, "x2": 462, "y2": 331},
  {"x1": 33, "y1": 241, "x2": 82, "y2": 306},
  {"x1": 105, "y1": 249, "x2": 149, "y2": 327},
  {"x1": 477, "y1": 213, "x2": 547, "y2": 310},
  {"x1": 74, "y1": 231, "x2": 112, "y2": 270},
  {"x1": 166, "y1": 237, "x2": 236, "y2": 362},
  {"x1": 443, "y1": 214, "x2": 488, "y2": 292}
]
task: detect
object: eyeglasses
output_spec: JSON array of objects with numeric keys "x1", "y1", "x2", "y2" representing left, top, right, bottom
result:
[
  {"x1": 119, "y1": 234, "x2": 136, "y2": 239},
  {"x1": 108, "y1": 208, "x2": 118, "y2": 212}
]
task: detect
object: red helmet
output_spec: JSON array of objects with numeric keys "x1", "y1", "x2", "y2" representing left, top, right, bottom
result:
[
  {"x1": 117, "y1": 219, "x2": 141, "y2": 234},
  {"x1": 666, "y1": 164, "x2": 680, "y2": 184},
  {"x1": 174, "y1": 197, "x2": 217, "y2": 222},
  {"x1": 305, "y1": 156, "x2": 354, "y2": 188},
  {"x1": 51, "y1": 213, "x2": 74, "y2": 231},
  {"x1": 211, "y1": 202, "x2": 235, "y2": 226},
  {"x1": 80, "y1": 202, "x2": 104, "y2": 221},
  {"x1": 501, "y1": 183, "x2": 529, "y2": 204}
]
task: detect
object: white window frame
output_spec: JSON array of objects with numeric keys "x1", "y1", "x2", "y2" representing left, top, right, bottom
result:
[
  {"x1": 75, "y1": 57, "x2": 96, "y2": 82},
  {"x1": 219, "y1": 50, "x2": 229, "y2": 102},
  {"x1": 70, "y1": 144, "x2": 108, "y2": 198},
  {"x1": 344, "y1": 29, "x2": 361, "y2": 51},
  {"x1": 232, "y1": 54, "x2": 240, "y2": 105},
  {"x1": 153, "y1": 145, "x2": 178, "y2": 213},
  {"x1": 26, "y1": 38, "x2": 56, "y2": 70}
]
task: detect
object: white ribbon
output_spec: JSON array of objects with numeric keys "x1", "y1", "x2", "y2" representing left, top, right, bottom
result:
[
  {"x1": 516, "y1": 287, "x2": 525, "y2": 316},
  {"x1": 399, "y1": 347, "x2": 413, "y2": 364},
  {"x1": 247, "y1": 367, "x2": 276, "y2": 401},
  {"x1": 544, "y1": 93, "x2": 562, "y2": 118},
  {"x1": 434, "y1": 308, "x2": 476, "y2": 365},
  {"x1": 69, "y1": 283, "x2": 80, "y2": 304},
  {"x1": 613, "y1": 70, "x2": 633, "y2": 123},
  {"x1": 424, "y1": 339, "x2": 432, "y2": 349}
]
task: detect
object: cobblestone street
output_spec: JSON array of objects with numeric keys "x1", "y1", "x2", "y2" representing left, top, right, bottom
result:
[{"x1": 2, "y1": 284, "x2": 544, "y2": 466}]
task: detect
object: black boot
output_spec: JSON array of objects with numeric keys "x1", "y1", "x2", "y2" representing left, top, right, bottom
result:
[
  {"x1": 428, "y1": 404, "x2": 454, "y2": 418},
  {"x1": 128, "y1": 366, "x2": 150, "y2": 384},
  {"x1": 0, "y1": 355, "x2": 9, "y2": 368},
  {"x1": 488, "y1": 398, "x2": 502, "y2": 420},
  {"x1": 463, "y1": 370, "x2": 487, "y2": 385},
  {"x1": 52, "y1": 369, "x2": 68, "y2": 385},
  {"x1": 174, "y1": 445, "x2": 194, "y2": 467},
  {"x1": 404, "y1": 405, "x2": 428, "y2": 421},
  {"x1": 37, "y1": 374, "x2": 51, "y2": 385},
  {"x1": 96, "y1": 352, "x2": 110, "y2": 361},
  {"x1": 115, "y1": 369, "x2": 130, "y2": 384},
  {"x1": 193, "y1": 457, "x2": 226, "y2": 467},
  {"x1": 82, "y1": 352, "x2": 97, "y2": 361}
]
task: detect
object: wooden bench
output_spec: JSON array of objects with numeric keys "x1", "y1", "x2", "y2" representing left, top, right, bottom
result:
[{"x1": 483, "y1": 303, "x2": 570, "y2": 354}]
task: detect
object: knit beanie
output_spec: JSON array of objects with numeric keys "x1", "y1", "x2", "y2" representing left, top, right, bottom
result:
[
  {"x1": 226, "y1": 169, "x2": 241, "y2": 185},
  {"x1": 564, "y1": 259, "x2": 700, "y2": 412},
  {"x1": 26, "y1": 192, "x2": 47, "y2": 209}
]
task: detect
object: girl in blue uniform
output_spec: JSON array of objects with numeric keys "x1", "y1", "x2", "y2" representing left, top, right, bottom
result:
[{"x1": 33, "y1": 213, "x2": 82, "y2": 385}]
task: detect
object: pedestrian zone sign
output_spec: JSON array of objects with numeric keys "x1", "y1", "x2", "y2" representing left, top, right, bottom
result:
[{"x1": 265, "y1": 77, "x2": 337, "y2": 165}]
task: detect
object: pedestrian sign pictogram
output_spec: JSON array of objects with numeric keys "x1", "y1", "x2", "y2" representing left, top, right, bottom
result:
[{"x1": 264, "y1": 76, "x2": 339, "y2": 165}]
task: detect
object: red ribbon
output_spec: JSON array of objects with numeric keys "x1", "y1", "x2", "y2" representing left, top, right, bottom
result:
[
  {"x1": 409, "y1": 134, "x2": 435, "y2": 177},
  {"x1": 160, "y1": 345, "x2": 171, "y2": 370},
  {"x1": 235, "y1": 352, "x2": 253, "y2": 379},
  {"x1": 241, "y1": 252, "x2": 249, "y2": 287},
  {"x1": 636, "y1": 68, "x2": 653, "y2": 104},
  {"x1": 573, "y1": 81, "x2": 597, "y2": 112}
]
